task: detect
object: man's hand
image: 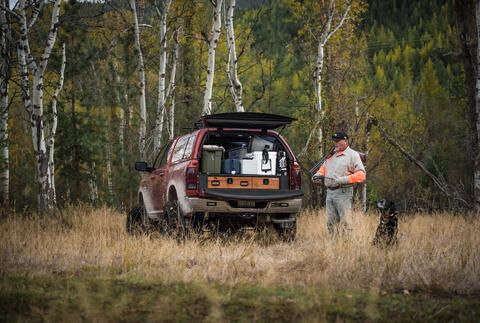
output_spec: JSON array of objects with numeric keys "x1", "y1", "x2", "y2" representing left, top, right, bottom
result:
[
  {"x1": 332, "y1": 175, "x2": 350, "y2": 185},
  {"x1": 311, "y1": 174, "x2": 324, "y2": 183}
]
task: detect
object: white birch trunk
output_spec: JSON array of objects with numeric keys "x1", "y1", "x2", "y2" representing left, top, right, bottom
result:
[
  {"x1": 225, "y1": 0, "x2": 244, "y2": 112},
  {"x1": 116, "y1": 71, "x2": 126, "y2": 168},
  {"x1": 88, "y1": 162, "x2": 99, "y2": 205},
  {"x1": 167, "y1": 30, "x2": 179, "y2": 140},
  {"x1": 202, "y1": 0, "x2": 223, "y2": 115},
  {"x1": 131, "y1": 0, "x2": 147, "y2": 158},
  {"x1": 119, "y1": 99, "x2": 126, "y2": 167},
  {"x1": 154, "y1": 0, "x2": 171, "y2": 153},
  {"x1": 475, "y1": 0, "x2": 480, "y2": 209},
  {"x1": 363, "y1": 112, "x2": 371, "y2": 213},
  {"x1": 0, "y1": 80, "x2": 7, "y2": 208},
  {"x1": 105, "y1": 142, "x2": 113, "y2": 203},
  {"x1": 0, "y1": 0, "x2": 9, "y2": 207},
  {"x1": 47, "y1": 42, "x2": 66, "y2": 206},
  {"x1": 17, "y1": 0, "x2": 62, "y2": 212},
  {"x1": 298, "y1": 0, "x2": 350, "y2": 157}
]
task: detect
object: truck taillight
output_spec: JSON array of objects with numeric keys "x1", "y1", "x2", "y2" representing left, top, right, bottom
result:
[
  {"x1": 290, "y1": 161, "x2": 301, "y2": 190},
  {"x1": 186, "y1": 160, "x2": 199, "y2": 196}
]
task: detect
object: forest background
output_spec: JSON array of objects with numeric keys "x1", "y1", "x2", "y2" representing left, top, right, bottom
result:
[{"x1": 0, "y1": 0, "x2": 476, "y2": 213}]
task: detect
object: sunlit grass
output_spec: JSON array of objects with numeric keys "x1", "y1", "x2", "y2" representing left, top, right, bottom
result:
[{"x1": 1, "y1": 205, "x2": 479, "y2": 295}]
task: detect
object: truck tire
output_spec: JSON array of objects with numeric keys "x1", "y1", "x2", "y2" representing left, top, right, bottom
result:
[
  {"x1": 165, "y1": 195, "x2": 191, "y2": 238},
  {"x1": 126, "y1": 206, "x2": 143, "y2": 235},
  {"x1": 126, "y1": 203, "x2": 152, "y2": 235}
]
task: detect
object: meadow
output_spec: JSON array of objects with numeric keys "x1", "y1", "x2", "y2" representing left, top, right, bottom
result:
[{"x1": 1, "y1": 206, "x2": 479, "y2": 321}]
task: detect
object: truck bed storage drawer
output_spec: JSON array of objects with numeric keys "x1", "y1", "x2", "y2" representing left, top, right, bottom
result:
[
  {"x1": 252, "y1": 177, "x2": 280, "y2": 189},
  {"x1": 207, "y1": 176, "x2": 252, "y2": 189}
]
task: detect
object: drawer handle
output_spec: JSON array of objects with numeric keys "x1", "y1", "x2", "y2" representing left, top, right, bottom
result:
[
  {"x1": 211, "y1": 180, "x2": 220, "y2": 186},
  {"x1": 240, "y1": 181, "x2": 249, "y2": 187}
]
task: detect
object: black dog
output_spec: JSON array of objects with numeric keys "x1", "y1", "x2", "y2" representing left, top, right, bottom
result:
[{"x1": 372, "y1": 199, "x2": 398, "y2": 246}]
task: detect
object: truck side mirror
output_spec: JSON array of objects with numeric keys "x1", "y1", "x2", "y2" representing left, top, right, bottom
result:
[{"x1": 134, "y1": 161, "x2": 152, "y2": 172}]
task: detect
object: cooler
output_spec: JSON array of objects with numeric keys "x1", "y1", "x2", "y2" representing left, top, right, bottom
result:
[
  {"x1": 240, "y1": 151, "x2": 277, "y2": 175},
  {"x1": 252, "y1": 151, "x2": 277, "y2": 175}
]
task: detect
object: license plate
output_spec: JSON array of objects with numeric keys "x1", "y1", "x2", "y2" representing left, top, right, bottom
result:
[{"x1": 238, "y1": 200, "x2": 255, "y2": 208}]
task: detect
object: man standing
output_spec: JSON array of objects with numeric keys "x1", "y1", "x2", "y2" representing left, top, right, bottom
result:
[{"x1": 312, "y1": 132, "x2": 366, "y2": 237}]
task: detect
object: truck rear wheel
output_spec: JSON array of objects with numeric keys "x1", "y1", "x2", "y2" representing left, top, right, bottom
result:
[{"x1": 165, "y1": 195, "x2": 191, "y2": 238}]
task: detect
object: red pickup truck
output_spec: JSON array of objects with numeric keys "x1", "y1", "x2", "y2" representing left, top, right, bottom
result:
[{"x1": 128, "y1": 112, "x2": 303, "y2": 240}]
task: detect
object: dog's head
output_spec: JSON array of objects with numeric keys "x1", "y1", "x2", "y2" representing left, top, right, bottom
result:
[{"x1": 375, "y1": 199, "x2": 397, "y2": 217}]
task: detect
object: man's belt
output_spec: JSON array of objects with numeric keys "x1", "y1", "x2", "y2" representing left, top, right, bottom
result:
[
  {"x1": 326, "y1": 186, "x2": 341, "y2": 190},
  {"x1": 326, "y1": 185, "x2": 352, "y2": 190}
]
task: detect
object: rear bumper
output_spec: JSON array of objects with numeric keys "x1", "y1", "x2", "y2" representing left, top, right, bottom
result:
[
  {"x1": 181, "y1": 196, "x2": 302, "y2": 222},
  {"x1": 202, "y1": 188, "x2": 303, "y2": 201}
]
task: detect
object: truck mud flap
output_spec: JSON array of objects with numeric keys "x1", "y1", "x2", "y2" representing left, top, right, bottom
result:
[{"x1": 202, "y1": 188, "x2": 303, "y2": 201}]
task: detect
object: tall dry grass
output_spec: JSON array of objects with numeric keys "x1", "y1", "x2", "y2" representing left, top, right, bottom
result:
[{"x1": 1, "y1": 205, "x2": 479, "y2": 294}]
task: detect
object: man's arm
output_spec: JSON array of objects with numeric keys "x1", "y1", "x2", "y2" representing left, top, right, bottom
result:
[
  {"x1": 312, "y1": 163, "x2": 326, "y2": 183},
  {"x1": 347, "y1": 152, "x2": 366, "y2": 184}
]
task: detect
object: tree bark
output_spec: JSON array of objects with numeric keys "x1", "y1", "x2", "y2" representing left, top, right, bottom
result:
[
  {"x1": 475, "y1": 0, "x2": 480, "y2": 210},
  {"x1": 455, "y1": 0, "x2": 477, "y2": 206},
  {"x1": 88, "y1": 161, "x2": 99, "y2": 205},
  {"x1": 202, "y1": 0, "x2": 223, "y2": 115},
  {"x1": 0, "y1": 0, "x2": 10, "y2": 208},
  {"x1": 16, "y1": 0, "x2": 62, "y2": 213},
  {"x1": 167, "y1": 29, "x2": 179, "y2": 140},
  {"x1": 225, "y1": 0, "x2": 244, "y2": 112},
  {"x1": 154, "y1": 0, "x2": 171, "y2": 153},
  {"x1": 131, "y1": 0, "x2": 147, "y2": 158},
  {"x1": 47, "y1": 42, "x2": 66, "y2": 206}
]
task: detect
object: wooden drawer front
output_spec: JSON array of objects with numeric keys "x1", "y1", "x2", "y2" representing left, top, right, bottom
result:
[
  {"x1": 252, "y1": 177, "x2": 279, "y2": 189},
  {"x1": 208, "y1": 176, "x2": 252, "y2": 189}
]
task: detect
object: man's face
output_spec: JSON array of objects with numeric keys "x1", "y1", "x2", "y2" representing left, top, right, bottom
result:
[{"x1": 334, "y1": 139, "x2": 349, "y2": 151}]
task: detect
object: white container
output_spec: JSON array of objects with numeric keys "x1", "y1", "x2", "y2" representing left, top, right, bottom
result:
[
  {"x1": 240, "y1": 159, "x2": 258, "y2": 175},
  {"x1": 241, "y1": 152, "x2": 277, "y2": 175},
  {"x1": 252, "y1": 151, "x2": 277, "y2": 175}
]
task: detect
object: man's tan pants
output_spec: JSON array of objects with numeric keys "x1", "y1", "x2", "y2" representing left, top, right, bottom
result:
[{"x1": 326, "y1": 186, "x2": 354, "y2": 237}]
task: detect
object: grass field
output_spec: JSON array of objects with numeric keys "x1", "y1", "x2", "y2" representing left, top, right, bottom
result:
[{"x1": 1, "y1": 206, "x2": 480, "y2": 321}]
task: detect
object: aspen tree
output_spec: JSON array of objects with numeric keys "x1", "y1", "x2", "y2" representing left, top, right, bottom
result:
[
  {"x1": 475, "y1": 0, "x2": 480, "y2": 209},
  {"x1": 299, "y1": 0, "x2": 351, "y2": 157},
  {"x1": 47, "y1": 43, "x2": 66, "y2": 206},
  {"x1": 167, "y1": 29, "x2": 179, "y2": 140},
  {"x1": 154, "y1": 0, "x2": 172, "y2": 153},
  {"x1": 202, "y1": 0, "x2": 223, "y2": 115},
  {"x1": 16, "y1": 0, "x2": 63, "y2": 212},
  {"x1": 225, "y1": 0, "x2": 244, "y2": 112},
  {"x1": 0, "y1": 0, "x2": 10, "y2": 207},
  {"x1": 131, "y1": 0, "x2": 147, "y2": 158}
]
